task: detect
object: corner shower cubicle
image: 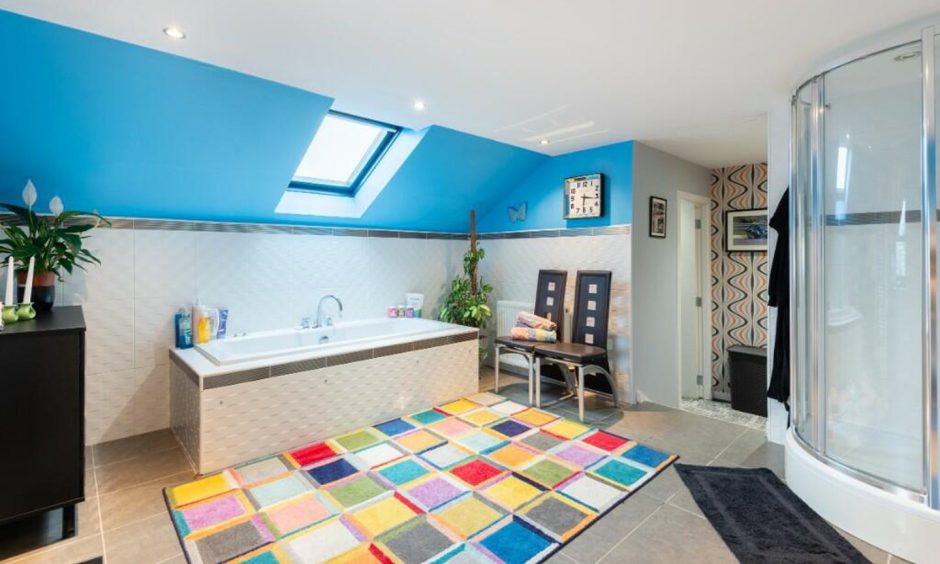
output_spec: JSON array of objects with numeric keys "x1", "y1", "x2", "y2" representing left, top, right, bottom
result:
[{"x1": 786, "y1": 24, "x2": 940, "y2": 561}]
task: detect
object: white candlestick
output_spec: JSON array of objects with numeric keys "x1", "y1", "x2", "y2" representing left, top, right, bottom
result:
[
  {"x1": 23, "y1": 256, "x2": 35, "y2": 304},
  {"x1": 4, "y1": 256, "x2": 13, "y2": 305}
]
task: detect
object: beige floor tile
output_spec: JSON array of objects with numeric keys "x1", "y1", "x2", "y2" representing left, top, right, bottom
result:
[
  {"x1": 103, "y1": 513, "x2": 183, "y2": 564},
  {"x1": 653, "y1": 420, "x2": 748, "y2": 460},
  {"x1": 74, "y1": 497, "x2": 101, "y2": 540},
  {"x1": 96, "y1": 448, "x2": 192, "y2": 494},
  {"x1": 93, "y1": 429, "x2": 180, "y2": 467},
  {"x1": 664, "y1": 485, "x2": 705, "y2": 519},
  {"x1": 739, "y1": 442, "x2": 785, "y2": 479},
  {"x1": 709, "y1": 428, "x2": 767, "y2": 467},
  {"x1": 7, "y1": 535, "x2": 103, "y2": 564},
  {"x1": 559, "y1": 492, "x2": 663, "y2": 563},
  {"x1": 99, "y1": 471, "x2": 193, "y2": 532},
  {"x1": 598, "y1": 504, "x2": 736, "y2": 563}
]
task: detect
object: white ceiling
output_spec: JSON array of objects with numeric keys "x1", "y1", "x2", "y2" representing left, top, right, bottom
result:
[{"x1": 3, "y1": 1, "x2": 939, "y2": 168}]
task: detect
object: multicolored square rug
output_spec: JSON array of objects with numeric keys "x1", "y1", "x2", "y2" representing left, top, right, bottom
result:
[{"x1": 164, "y1": 393, "x2": 677, "y2": 563}]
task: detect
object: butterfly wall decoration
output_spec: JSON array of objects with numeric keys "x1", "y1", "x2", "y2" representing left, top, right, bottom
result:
[{"x1": 508, "y1": 202, "x2": 527, "y2": 223}]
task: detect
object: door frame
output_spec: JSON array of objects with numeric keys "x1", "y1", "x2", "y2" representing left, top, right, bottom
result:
[{"x1": 675, "y1": 190, "x2": 713, "y2": 404}]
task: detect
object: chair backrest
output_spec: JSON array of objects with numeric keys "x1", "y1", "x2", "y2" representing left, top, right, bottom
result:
[
  {"x1": 533, "y1": 269, "x2": 568, "y2": 340},
  {"x1": 571, "y1": 270, "x2": 613, "y2": 349},
  {"x1": 571, "y1": 270, "x2": 614, "y2": 394}
]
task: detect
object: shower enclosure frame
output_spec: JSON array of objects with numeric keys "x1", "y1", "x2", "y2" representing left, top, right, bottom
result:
[{"x1": 789, "y1": 25, "x2": 939, "y2": 508}]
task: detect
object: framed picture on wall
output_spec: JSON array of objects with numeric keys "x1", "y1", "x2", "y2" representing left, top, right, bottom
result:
[
  {"x1": 726, "y1": 209, "x2": 768, "y2": 251},
  {"x1": 649, "y1": 196, "x2": 667, "y2": 238}
]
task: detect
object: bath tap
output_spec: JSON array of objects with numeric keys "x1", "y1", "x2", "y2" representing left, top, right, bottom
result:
[{"x1": 315, "y1": 295, "x2": 343, "y2": 328}]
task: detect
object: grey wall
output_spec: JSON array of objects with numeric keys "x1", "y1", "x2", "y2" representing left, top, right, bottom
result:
[{"x1": 631, "y1": 143, "x2": 712, "y2": 407}]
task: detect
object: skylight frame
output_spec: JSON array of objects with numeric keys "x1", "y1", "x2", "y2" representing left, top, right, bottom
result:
[{"x1": 289, "y1": 111, "x2": 401, "y2": 196}]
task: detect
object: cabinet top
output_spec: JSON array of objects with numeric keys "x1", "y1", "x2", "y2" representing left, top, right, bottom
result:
[
  {"x1": 727, "y1": 344, "x2": 767, "y2": 357},
  {"x1": 0, "y1": 306, "x2": 85, "y2": 337}
]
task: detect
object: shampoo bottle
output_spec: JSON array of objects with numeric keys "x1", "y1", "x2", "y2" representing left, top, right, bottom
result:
[{"x1": 193, "y1": 301, "x2": 210, "y2": 345}]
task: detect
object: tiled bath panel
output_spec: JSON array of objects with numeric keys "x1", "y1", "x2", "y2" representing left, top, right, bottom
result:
[
  {"x1": 478, "y1": 230, "x2": 632, "y2": 403},
  {"x1": 59, "y1": 224, "x2": 467, "y2": 444}
]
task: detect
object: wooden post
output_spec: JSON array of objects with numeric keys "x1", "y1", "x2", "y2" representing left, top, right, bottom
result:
[{"x1": 469, "y1": 209, "x2": 478, "y2": 295}]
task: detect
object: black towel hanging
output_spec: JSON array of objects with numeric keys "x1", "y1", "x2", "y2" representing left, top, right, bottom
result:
[{"x1": 767, "y1": 188, "x2": 790, "y2": 411}]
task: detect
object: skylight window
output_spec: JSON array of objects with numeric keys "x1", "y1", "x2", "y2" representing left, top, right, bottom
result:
[{"x1": 290, "y1": 111, "x2": 400, "y2": 195}]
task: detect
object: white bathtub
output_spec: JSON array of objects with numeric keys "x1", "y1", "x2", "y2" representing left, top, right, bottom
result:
[
  {"x1": 196, "y1": 317, "x2": 456, "y2": 366},
  {"x1": 170, "y1": 317, "x2": 479, "y2": 473}
]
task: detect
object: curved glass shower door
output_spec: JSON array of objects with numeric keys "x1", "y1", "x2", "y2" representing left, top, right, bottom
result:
[
  {"x1": 821, "y1": 43, "x2": 924, "y2": 491},
  {"x1": 793, "y1": 40, "x2": 928, "y2": 495}
]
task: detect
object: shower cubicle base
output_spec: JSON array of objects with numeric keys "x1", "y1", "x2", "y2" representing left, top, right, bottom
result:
[{"x1": 785, "y1": 429, "x2": 940, "y2": 563}]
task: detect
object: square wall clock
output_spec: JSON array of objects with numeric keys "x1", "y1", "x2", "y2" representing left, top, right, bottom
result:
[{"x1": 564, "y1": 173, "x2": 604, "y2": 219}]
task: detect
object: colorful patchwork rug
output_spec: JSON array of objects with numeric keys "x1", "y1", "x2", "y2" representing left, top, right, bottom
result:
[{"x1": 164, "y1": 393, "x2": 677, "y2": 563}]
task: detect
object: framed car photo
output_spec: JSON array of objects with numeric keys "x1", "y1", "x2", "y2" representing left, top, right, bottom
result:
[{"x1": 725, "y1": 209, "x2": 768, "y2": 252}]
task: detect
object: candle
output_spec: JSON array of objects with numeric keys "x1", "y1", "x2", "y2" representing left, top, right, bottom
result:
[
  {"x1": 23, "y1": 256, "x2": 35, "y2": 304},
  {"x1": 4, "y1": 256, "x2": 13, "y2": 305}
]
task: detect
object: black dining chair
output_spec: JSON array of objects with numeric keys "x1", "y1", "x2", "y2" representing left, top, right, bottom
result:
[
  {"x1": 534, "y1": 270, "x2": 619, "y2": 420},
  {"x1": 493, "y1": 269, "x2": 567, "y2": 404}
]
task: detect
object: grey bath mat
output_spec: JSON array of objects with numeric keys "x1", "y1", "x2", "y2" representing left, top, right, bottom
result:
[{"x1": 675, "y1": 464, "x2": 868, "y2": 563}]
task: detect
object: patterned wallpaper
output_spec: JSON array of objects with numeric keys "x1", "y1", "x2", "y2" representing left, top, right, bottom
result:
[{"x1": 709, "y1": 164, "x2": 768, "y2": 401}]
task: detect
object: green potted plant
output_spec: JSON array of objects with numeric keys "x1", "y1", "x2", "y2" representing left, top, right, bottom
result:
[
  {"x1": 0, "y1": 180, "x2": 108, "y2": 311},
  {"x1": 440, "y1": 211, "x2": 493, "y2": 359}
]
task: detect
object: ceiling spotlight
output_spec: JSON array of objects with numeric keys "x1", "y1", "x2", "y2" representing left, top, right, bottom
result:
[
  {"x1": 413, "y1": 100, "x2": 426, "y2": 111},
  {"x1": 163, "y1": 26, "x2": 186, "y2": 40},
  {"x1": 539, "y1": 139, "x2": 550, "y2": 146}
]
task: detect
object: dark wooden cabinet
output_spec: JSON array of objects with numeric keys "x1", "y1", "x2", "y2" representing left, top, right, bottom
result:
[{"x1": 0, "y1": 307, "x2": 85, "y2": 526}]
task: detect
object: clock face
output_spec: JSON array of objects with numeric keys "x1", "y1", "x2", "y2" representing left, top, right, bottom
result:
[{"x1": 564, "y1": 174, "x2": 603, "y2": 219}]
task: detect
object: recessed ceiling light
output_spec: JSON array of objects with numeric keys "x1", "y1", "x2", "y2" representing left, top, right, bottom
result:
[
  {"x1": 539, "y1": 139, "x2": 550, "y2": 146},
  {"x1": 163, "y1": 26, "x2": 186, "y2": 40},
  {"x1": 413, "y1": 100, "x2": 426, "y2": 111}
]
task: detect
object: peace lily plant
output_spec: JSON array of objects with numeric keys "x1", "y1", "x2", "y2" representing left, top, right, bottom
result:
[{"x1": 0, "y1": 180, "x2": 108, "y2": 310}]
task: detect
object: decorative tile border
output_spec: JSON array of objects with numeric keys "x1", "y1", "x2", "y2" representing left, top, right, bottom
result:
[
  {"x1": 1, "y1": 214, "x2": 629, "y2": 240},
  {"x1": 170, "y1": 329, "x2": 478, "y2": 390},
  {"x1": 0, "y1": 214, "x2": 469, "y2": 240},
  {"x1": 478, "y1": 225, "x2": 631, "y2": 240}
]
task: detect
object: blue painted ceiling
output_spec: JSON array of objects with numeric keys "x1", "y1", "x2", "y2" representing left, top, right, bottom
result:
[{"x1": 0, "y1": 10, "x2": 631, "y2": 233}]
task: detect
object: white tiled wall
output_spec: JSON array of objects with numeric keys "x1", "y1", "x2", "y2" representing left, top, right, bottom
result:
[
  {"x1": 61, "y1": 226, "x2": 466, "y2": 444},
  {"x1": 62, "y1": 222, "x2": 631, "y2": 444},
  {"x1": 477, "y1": 230, "x2": 633, "y2": 402}
]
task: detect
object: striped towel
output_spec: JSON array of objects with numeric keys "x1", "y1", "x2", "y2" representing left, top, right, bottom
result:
[
  {"x1": 515, "y1": 311, "x2": 557, "y2": 331},
  {"x1": 510, "y1": 326, "x2": 558, "y2": 343}
]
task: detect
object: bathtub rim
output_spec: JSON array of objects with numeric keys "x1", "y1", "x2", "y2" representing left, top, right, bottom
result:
[
  {"x1": 170, "y1": 320, "x2": 478, "y2": 383},
  {"x1": 194, "y1": 317, "x2": 458, "y2": 367}
]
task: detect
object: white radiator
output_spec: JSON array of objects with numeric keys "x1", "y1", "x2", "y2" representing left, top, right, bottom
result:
[{"x1": 496, "y1": 300, "x2": 534, "y2": 371}]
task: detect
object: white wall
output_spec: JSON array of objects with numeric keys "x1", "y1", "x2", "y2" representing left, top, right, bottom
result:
[
  {"x1": 631, "y1": 143, "x2": 712, "y2": 407},
  {"x1": 766, "y1": 100, "x2": 789, "y2": 444},
  {"x1": 61, "y1": 223, "x2": 465, "y2": 444},
  {"x1": 478, "y1": 230, "x2": 633, "y2": 402}
]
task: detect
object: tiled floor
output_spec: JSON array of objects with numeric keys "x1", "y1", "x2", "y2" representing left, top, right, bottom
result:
[{"x1": 0, "y1": 368, "x2": 905, "y2": 563}]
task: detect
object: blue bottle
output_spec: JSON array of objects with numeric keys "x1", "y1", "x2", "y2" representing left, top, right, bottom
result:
[{"x1": 175, "y1": 308, "x2": 193, "y2": 349}]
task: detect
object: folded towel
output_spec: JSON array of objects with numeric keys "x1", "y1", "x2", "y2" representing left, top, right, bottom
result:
[
  {"x1": 516, "y1": 311, "x2": 557, "y2": 331},
  {"x1": 510, "y1": 326, "x2": 557, "y2": 343}
]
